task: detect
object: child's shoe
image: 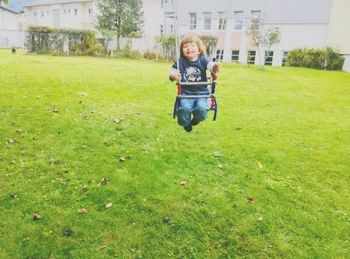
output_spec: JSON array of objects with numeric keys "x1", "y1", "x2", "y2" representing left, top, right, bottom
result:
[{"x1": 184, "y1": 125, "x2": 192, "y2": 132}]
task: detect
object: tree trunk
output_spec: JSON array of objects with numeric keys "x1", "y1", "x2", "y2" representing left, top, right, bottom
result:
[{"x1": 116, "y1": 34, "x2": 121, "y2": 51}]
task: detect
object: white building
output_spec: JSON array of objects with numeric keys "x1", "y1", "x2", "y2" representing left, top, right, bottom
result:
[
  {"x1": 162, "y1": 0, "x2": 350, "y2": 72},
  {"x1": 23, "y1": 0, "x2": 163, "y2": 52},
  {"x1": 20, "y1": 0, "x2": 350, "y2": 72},
  {"x1": 0, "y1": 3, "x2": 25, "y2": 48},
  {"x1": 24, "y1": 0, "x2": 95, "y2": 30}
]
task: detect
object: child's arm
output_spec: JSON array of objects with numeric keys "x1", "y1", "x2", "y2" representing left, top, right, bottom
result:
[
  {"x1": 169, "y1": 65, "x2": 181, "y2": 81},
  {"x1": 207, "y1": 60, "x2": 221, "y2": 74}
]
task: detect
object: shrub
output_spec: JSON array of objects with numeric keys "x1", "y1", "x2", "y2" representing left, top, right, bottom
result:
[
  {"x1": 143, "y1": 50, "x2": 166, "y2": 61},
  {"x1": 287, "y1": 47, "x2": 344, "y2": 70},
  {"x1": 157, "y1": 35, "x2": 176, "y2": 61},
  {"x1": 26, "y1": 26, "x2": 102, "y2": 56},
  {"x1": 114, "y1": 44, "x2": 141, "y2": 59},
  {"x1": 199, "y1": 35, "x2": 217, "y2": 56}
]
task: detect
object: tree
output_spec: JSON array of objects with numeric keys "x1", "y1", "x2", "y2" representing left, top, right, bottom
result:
[
  {"x1": 1, "y1": 0, "x2": 9, "y2": 5},
  {"x1": 246, "y1": 17, "x2": 281, "y2": 69},
  {"x1": 96, "y1": 0, "x2": 143, "y2": 50}
]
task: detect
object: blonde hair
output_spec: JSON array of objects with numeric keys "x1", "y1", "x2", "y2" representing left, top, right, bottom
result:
[{"x1": 180, "y1": 33, "x2": 207, "y2": 58}]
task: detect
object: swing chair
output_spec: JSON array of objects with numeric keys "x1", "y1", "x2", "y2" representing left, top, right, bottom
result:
[
  {"x1": 172, "y1": 71, "x2": 218, "y2": 120},
  {"x1": 171, "y1": 0, "x2": 220, "y2": 121}
]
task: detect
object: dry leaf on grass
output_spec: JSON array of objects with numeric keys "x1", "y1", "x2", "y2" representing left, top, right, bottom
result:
[
  {"x1": 78, "y1": 208, "x2": 88, "y2": 214},
  {"x1": 213, "y1": 151, "x2": 223, "y2": 157},
  {"x1": 180, "y1": 180, "x2": 188, "y2": 185}
]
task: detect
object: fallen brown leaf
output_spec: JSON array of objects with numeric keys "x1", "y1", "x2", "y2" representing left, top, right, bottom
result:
[
  {"x1": 78, "y1": 208, "x2": 88, "y2": 214},
  {"x1": 180, "y1": 180, "x2": 188, "y2": 185}
]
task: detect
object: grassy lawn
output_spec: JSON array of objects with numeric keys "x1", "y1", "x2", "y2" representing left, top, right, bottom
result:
[{"x1": 0, "y1": 49, "x2": 349, "y2": 258}]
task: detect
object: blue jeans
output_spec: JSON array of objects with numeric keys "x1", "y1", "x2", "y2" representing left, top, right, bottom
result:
[{"x1": 177, "y1": 89, "x2": 209, "y2": 127}]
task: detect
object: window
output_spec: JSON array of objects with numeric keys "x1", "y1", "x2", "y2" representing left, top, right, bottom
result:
[
  {"x1": 170, "y1": 25, "x2": 174, "y2": 33},
  {"x1": 234, "y1": 11, "x2": 243, "y2": 31},
  {"x1": 161, "y1": 0, "x2": 164, "y2": 8},
  {"x1": 265, "y1": 51, "x2": 273, "y2": 65},
  {"x1": 74, "y1": 9, "x2": 78, "y2": 15},
  {"x1": 282, "y1": 51, "x2": 288, "y2": 66},
  {"x1": 216, "y1": 49, "x2": 224, "y2": 61},
  {"x1": 34, "y1": 12, "x2": 37, "y2": 16},
  {"x1": 88, "y1": 9, "x2": 93, "y2": 14},
  {"x1": 203, "y1": 12, "x2": 211, "y2": 30},
  {"x1": 64, "y1": 9, "x2": 67, "y2": 14},
  {"x1": 248, "y1": 51, "x2": 256, "y2": 64},
  {"x1": 160, "y1": 25, "x2": 164, "y2": 35},
  {"x1": 218, "y1": 11, "x2": 226, "y2": 30},
  {"x1": 41, "y1": 10, "x2": 44, "y2": 17},
  {"x1": 231, "y1": 50, "x2": 240, "y2": 62},
  {"x1": 165, "y1": 11, "x2": 175, "y2": 18},
  {"x1": 251, "y1": 10, "x2": 261, "y2": 31},
  {"x1": 189, "y1": 13, "x2": 197, "y2": 30},
  {"x1": 47, "y1": 10, "x2": 49, "y2": 15}
]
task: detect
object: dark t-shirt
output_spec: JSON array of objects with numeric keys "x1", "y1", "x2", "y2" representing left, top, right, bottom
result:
[{"x1": 172, "y1": 56, "x2": 210, "y2": 92}]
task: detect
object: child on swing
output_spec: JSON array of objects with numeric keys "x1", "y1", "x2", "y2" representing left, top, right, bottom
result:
[{"x1": 169, "y1": 33, "x2": 221, "y2": 132}]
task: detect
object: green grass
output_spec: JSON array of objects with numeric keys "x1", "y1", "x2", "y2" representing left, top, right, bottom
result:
[{"x1": 1, "y1": 49, "x2": 350, "y2": 258}]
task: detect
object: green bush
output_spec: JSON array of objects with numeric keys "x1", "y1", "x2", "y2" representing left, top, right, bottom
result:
[
  {"x1": 199, "y1": 35, "x2": 217, "y2": 56},
  {"x1": 114, "y1": 44, "x2": 141, "y2": 59},
  {"x1": 26, "y1": 26, "x2": 102, "y2": 56},
  {"x1": 143, "y1": 50, "x2": 166, "y2": 61},
  {"x1": 287, "y1": 47, "x2": 344, "y2": 70},
  {"x1": 26, "y1": 26, "x2": 54, "y2": 53},
  {"x1": 157, "y1": 35, "x2": 176, "y2": 61}
]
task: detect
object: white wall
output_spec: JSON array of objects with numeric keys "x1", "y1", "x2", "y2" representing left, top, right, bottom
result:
[
  {"x1": 327, "y1": 0, "x2": 350, "y2": 55},
  {"x1": 25, "y1": 1, "x2": 94, "y2": 30},
  {"x1": 0, "y1": 6, "x2": 25, "y2": 48}
]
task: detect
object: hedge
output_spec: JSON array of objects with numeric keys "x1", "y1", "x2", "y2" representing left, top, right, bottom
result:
[
  {"x1": 26, "y1": 26, "x2": 102, "y2": 56},
  {"x1": 287, "y1": 47, "x2": 345, "y2": 70}
]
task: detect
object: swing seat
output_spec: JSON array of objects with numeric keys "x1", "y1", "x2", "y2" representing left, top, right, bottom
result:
[{"x1": 173, "y1": 73, "x2": 218, "y2": 121}]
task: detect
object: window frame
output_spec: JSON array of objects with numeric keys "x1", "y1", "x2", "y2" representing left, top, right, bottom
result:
[
  {"x1": 264, "y1": 51, "x2": 274, "y2": 66},
  {"x1": 282, "y1": 51, "x2": 288, "y2": 66},
  {"x1": 251, "y1": 10, "x2": 261, "y2": 31},
  {"x1": 189, "y1": 12, "x2": 197, "y2": 30},
  {"x1": 216, "y1": 49, "x2": 224, "y2": 62},
  {"x1": 248, "y1": 50, "x2": 256, "y2": 64},
  {"x1": 234, "y1": 11, "x2": 243, "y2": 31},
  {"x1": 218, "y1": 11, "x2": 227, "y2": 31},
  {"x1": 203, "y1": 12, "x2": 211, "y2": 31},
  {"x1": 231, "y1": 50, "x2": 240, "y2": 62}
]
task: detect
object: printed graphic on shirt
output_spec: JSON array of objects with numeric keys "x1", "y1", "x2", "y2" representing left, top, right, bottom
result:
[{"x1": 184, "y1": 66, "x2": 202, "y2": 82}]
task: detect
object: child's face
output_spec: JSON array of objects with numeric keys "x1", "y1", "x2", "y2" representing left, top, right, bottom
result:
[{"x1": 182, "y1": 42, "x2": 200, "y2": 61}]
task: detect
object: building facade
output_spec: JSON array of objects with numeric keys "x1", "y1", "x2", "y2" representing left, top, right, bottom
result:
[
  {"x1": 0, "y1": 3, "x2": 25, "y2": 48},
  {"x1": 24, "y1": 0, "x2": 95, "y2": 30},
  {"x1": 161, "y1": 0, "x2": 349, "y2": 72},
  {"x1": 17, "y1": 0, "x2": 350, "y2": 72}
]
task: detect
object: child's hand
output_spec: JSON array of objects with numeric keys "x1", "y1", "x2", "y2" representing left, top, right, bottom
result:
[
  {"x1": 171, "y1": 72, "x2": 181, "y2": 82},
  {"x1": 213, "y1": 63, "x2": 221, "y2": 74}
]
